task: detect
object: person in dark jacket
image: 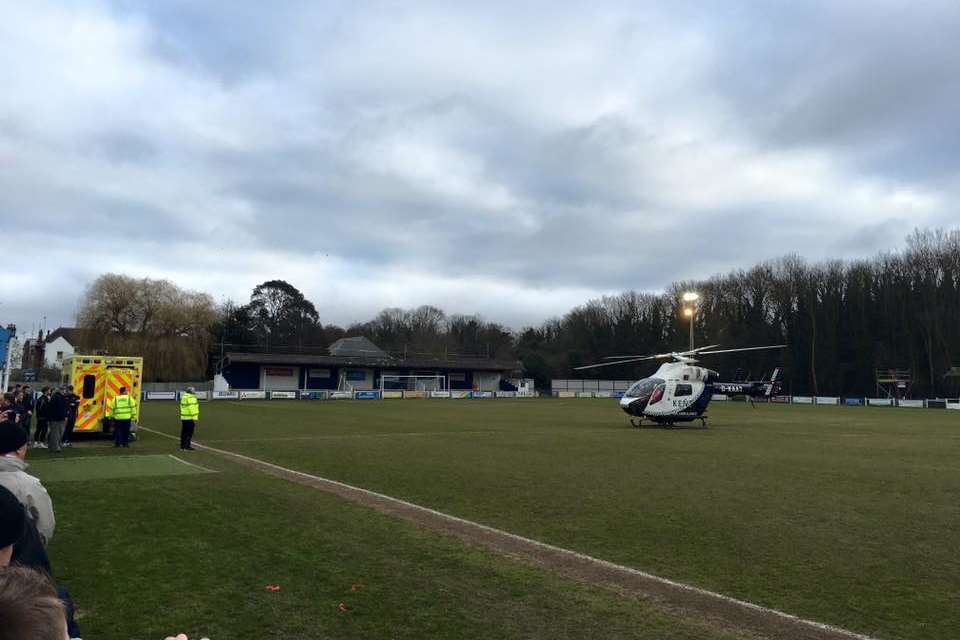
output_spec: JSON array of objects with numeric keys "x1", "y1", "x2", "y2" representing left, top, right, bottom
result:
[
  {"x1": 0, "y1": 487, "x2": 51, "y2": 575},
  {"x1": 33, "y1": 388, "x2": 51, "y2": 449},
  {"x1": 0, "y1": 485, "x2": 80, "y2": 638},
  {"x1": 44, "y1": 390, "x2": 68, "y2": 453},
  {"x1": 0, "y1": 394, "x2": 14, "y2": 424},
  {"x1": 19, "y1": 387, "x2": 33, "y2": 435},
  {"x1": 61, "y1": 387, "x2": 80, "y2": 447}
]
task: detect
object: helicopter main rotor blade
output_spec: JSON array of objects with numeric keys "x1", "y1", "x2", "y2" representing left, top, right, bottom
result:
[
  {"x1": 574, "y1": 354, "x2": 671, "y2": 370},
  {"x1": 676, "y1": 344, "x2": 722, "y2": 356},
  {"x1": 602, "y1": 352, "x2": 675, "y2": 360},
  {"x1": 698, "y1": 344, "x2": 786, "y2": 355}
]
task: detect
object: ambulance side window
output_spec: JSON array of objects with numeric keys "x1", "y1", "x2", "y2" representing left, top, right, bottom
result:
[
  {"x1": 82, "y1": 375, "x2": 97, "y2": 399},
  {"x1": 675, "y1": 383, "x2": 693, "y2": 397}
]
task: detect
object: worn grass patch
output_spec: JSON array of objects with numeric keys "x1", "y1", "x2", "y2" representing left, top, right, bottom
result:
[{"x1": 30, "y1": 454, "x2": 212, "y2": 483}]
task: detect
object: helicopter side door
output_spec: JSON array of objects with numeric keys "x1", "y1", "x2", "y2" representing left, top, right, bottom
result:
[{"x1": 643, "y1": 375, "x2": 706, "y2": 417}]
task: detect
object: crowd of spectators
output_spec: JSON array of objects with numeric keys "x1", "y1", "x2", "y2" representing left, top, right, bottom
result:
[
  {"x1": 0, "y1": 408, "x2": 79, "y2": 639},
  {"x1": 0, "y1": 384, "x2": 80, "y2": 453},
  {"x1": 1, "y1": 385, "x2": 202, "y2": 639}
]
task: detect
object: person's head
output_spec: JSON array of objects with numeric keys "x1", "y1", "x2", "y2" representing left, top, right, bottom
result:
[
  {"x1": 0, "y1": 425, "x2": 28, "y2": 461},
  {"x1": 40, "y1": 387, "x2": 49, "y2": 395},
  {"x1": 0, "y1": 486, "x2": 25, "y2": 568},
  {"x1": 0, "y1": 565, "x2": 68, "y2": 640},
  {"x1": 186, "y1": 386, "x2": 196, "y2": 394}
]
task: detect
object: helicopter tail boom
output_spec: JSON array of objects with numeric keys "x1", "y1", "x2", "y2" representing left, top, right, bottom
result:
[{"x1": 714, "y1": 368, "x2": 782, "y2": 398}]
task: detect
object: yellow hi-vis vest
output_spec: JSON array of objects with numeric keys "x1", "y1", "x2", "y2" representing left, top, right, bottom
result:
[
  {"x1": 180, "y1": 393, "x2": 200, "y2": 420},
  {"x1": 109, "y1": 394, "x2": 136, "y2": 420}
]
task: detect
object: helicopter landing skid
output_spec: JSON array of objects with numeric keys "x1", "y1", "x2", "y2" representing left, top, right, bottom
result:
[{"x1": 630, "y1": 416, "x2": 708, "y2": 429}]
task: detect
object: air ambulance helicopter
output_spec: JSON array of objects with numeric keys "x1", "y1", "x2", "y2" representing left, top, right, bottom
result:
[{"x1": 575, "y1": 344, "x2": 785, "y2": 428}]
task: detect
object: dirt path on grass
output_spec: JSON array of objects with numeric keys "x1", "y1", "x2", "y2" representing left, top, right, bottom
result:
[{"x1": 142, "y1": 427, "x2": 879, "y2": 640}]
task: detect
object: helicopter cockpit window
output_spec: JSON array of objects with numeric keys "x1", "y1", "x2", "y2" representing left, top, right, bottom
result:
[
  {"x1": 674, "y1": 383, "x2": 693, "y2": 397},
  {"x1": 626, "y1": 378, "x2": 663, "y2": 398},
  {"x1": 649, "y1": 383, "x2": 666, "y2": 404}
]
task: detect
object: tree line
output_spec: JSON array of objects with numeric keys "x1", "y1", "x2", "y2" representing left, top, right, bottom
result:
[
  {"x1": 74, "y1": 228, "x2": 960, "y2": 396},
  {"x1": 518, "y1": 228, "x2": 960, "y2": 397}
]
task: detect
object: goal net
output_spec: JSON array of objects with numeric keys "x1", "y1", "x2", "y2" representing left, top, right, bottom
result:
[{"x1": 379, "y1": 374, "x2": 447, "y2": 392}]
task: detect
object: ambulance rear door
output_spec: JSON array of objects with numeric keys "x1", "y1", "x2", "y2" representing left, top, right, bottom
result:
[{"x1": 71, "y1": 357, "x2": 107, "y2": 433}]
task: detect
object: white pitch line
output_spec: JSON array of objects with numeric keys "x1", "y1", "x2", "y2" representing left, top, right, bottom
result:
[
  {"x1": 168, "y1": 454, "x2": 216, "y2": 473},
  {"x1": 30, "y1": 455, "x2": 147, "y2": 463},
  {"x1": 199, "y1": 430, "x2": 504, "y2": 443},
  {"x1": 139, "y1": 425, "x2": 880, "y2": 640}
]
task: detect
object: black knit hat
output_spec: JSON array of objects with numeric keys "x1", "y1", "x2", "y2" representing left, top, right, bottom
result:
[
  {"x1": 0, "y1": 485, "x2": 26, "y2": 549},
  {"x1": 0, "y1": 423, "x2": 28, "y2": 455}
]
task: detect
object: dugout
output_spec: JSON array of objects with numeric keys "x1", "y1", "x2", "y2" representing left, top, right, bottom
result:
[{"x1": 219, "y1": 337, "x2": 521, "y2": 392}]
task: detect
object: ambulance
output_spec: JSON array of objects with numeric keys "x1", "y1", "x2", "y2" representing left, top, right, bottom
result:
[{"x1": 61, "y1": 354, "x2": 144, "y2": 433}]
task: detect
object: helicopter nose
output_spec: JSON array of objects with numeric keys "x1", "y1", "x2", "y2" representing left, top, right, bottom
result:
[{"x1": 620, "y1": 397, "x2": 647, "y2": 416}]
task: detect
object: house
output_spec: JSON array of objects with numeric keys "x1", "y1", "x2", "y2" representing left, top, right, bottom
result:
[{"x1": 43, "y1": 327, "x2": 88, "y2": 369}]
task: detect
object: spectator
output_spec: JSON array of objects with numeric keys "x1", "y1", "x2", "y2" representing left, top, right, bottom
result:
[
  {"x1": 20, "y1": 386, "x2": 34, "y2": 435},
  {"x1": 34, "y1": 387, "x2": 51, "y2": 449},
  {"x1": 0, "y1": 394, "x2": 15, "y2": 424},
  {"x1": 0, "y1": 485, "x2": 23, "y2": 568},
  {"x1": 62, "y1": 387, "x2": 80, "y2": 448},
  {"x1": 45, "y1": 389, "x2": 68, "y2": 453},
  {"x1": 1, "y1": 486, "x2": 79, "y2": 639},
  {"x1": 1, "y1": 482, "x2": 47, "y2": 572},
  {"x1": 0, "y1": 565, "x2": 70, "y2": 640},
  {"x1": 10, "y1": 391, "x2": 27, "y2": 425},
  {"x1": 0, "y1": 423, "x2": 55, "y2": 544}
]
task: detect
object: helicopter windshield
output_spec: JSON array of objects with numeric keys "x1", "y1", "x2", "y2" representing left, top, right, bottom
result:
[{"x1": 626, "y1": 378, "x2": 663, "y2": 398}]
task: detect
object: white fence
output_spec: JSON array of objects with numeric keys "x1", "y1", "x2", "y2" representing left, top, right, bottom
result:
[
  {"x1": 552, "y1": 379, "x2": 632, "y2": 391},
  {"x1": 142, "y1": 389, "x2": 540, "y2": 401},
  {"x1": 139, "y1": 389, "x2": 959, "y2": 411}
]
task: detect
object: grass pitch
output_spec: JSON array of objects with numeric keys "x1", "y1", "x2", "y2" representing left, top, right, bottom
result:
[{"x1": 29, "y1": 399, "x2": 960, "y2": 639}]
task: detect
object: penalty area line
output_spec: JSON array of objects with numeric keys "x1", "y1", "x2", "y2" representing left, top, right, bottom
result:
[{"x1": 139, "y1": 425, "x2": 879, "y2": 640}]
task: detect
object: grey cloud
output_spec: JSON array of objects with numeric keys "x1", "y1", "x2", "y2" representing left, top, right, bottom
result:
[
  {"x1": 88, "y1": 132, "x2": 159, "y2": 164},
  {"x1": 700, "y1": 1, "x2": 960, "y2": 182},
  {"x1": 4, "y1": 1, "x2": 960, "y2": 333}
]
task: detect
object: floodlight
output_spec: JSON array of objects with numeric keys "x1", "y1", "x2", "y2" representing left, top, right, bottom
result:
[
  {"x1": 683, "y1": 307, "x2": 693, "y2": 317},
  {"x1": 682, "y1": 292, "x2": 700, "y2": 302}
]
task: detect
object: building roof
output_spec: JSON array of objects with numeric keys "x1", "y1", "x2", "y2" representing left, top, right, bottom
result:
[
  {"x1": 45, "y1": 327, "x2": 78, "y2": 344},
  {"x1": 224, "y1": 350, "x2": 521, "y2": 373},
  {"x1": 328, "y1": 336, "x2": 391, "y2": 359}
]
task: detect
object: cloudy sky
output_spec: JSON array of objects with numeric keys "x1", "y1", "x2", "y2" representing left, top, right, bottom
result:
[{"x1": 2, "y1": 1, "x2": 959, "y2": 334}]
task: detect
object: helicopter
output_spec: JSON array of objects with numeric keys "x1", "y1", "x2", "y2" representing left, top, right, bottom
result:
[{"x1": 575, "y1": 344, "x2": 785, "y2": 428}]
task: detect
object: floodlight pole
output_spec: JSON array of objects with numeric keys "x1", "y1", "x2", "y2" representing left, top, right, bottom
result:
[{"x1": 682, "y1": 292, "x2": 699, "y2": 351}]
